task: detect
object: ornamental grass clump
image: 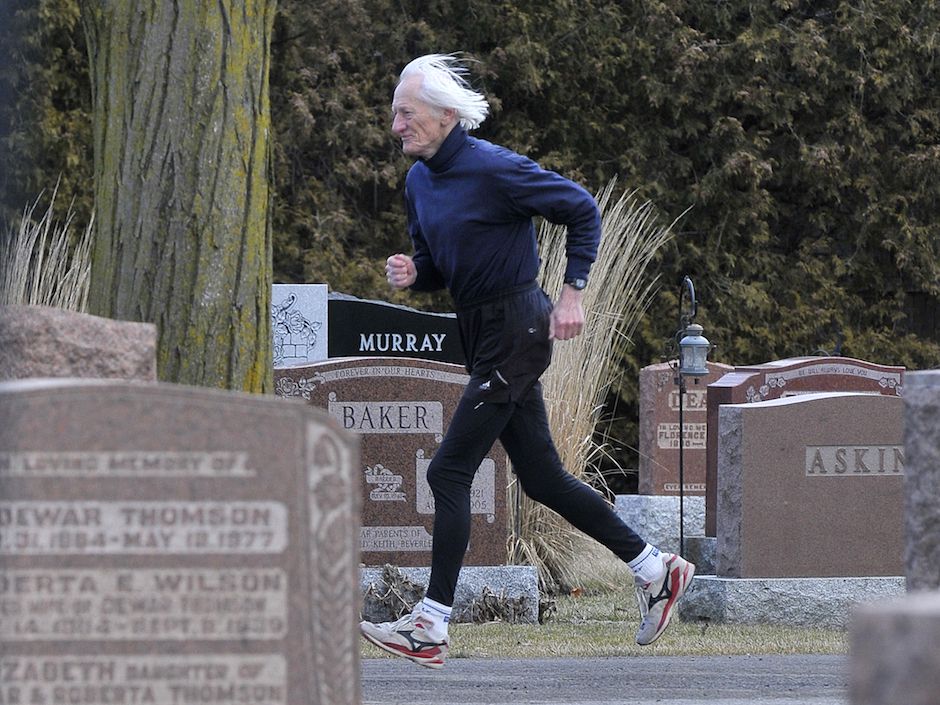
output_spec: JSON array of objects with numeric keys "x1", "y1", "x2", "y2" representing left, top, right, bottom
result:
[
  {"x1": 0, "y1": 184, "x2": 93, "y2": 312},
  {"x1": 508, "y1": 178, "x2": 684, "y2": 593}
]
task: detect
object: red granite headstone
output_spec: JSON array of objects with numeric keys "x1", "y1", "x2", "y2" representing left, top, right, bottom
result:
[
  {"x1": 717, "y1": 392, "x2": 904, "y2": 578},
  {"x1": 275, "y1": 358, "x2": 508, "y2": 567},
  {"x1": 0, "y1": 379, "x2": 360, "y2": 705},
  {"x1": 705, "y1": 357, "x2": 904, "y2": 535},
  {"x1": 638, "y1": 360, "x2": 734, "y2": 495}
]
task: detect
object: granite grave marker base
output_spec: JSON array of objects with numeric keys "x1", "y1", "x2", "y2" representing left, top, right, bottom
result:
[
  {"x1": 705, "y1": 356, "x2": 904, "y2": 535},
  {"x1": 0, "y1": 379, "x2": 360, "y2": 705},
  {"x1": 717, "y1": 392, "x2": 904, "y2": 578},
  {"x1": 276, "y1": 357, "x2": 508, "y2": 568}
]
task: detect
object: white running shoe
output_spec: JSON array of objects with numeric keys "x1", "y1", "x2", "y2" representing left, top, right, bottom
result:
[
  {"x1": 360, "y1": 612, "x2": 448, "y2": 669},
  {"x1": 634, "y1": 552, "x2": 696, "y2": 645}
]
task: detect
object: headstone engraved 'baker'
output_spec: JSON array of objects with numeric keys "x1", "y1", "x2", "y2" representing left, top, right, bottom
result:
[
  {"x1": 638, "y1": 360, "x2": 733, "y2": 495},
  {"x1": 275, "y1": 358, "x2": 506, "y2": 567},
  {"x1": 0, "y1": 378, "x2": 360, "y2": 705},
  {"x1": 705, "y1": 356, "x2": 904, "y2": 535},
  {"x1": 717, "y1": 392, "x2": 904, "y2": 578},
  {"x1": 327, "y1": 293, "x2": 464, "y2": 365},
  {"x1": 272, "y1": 284, "x2": 328, "y2": 367}
]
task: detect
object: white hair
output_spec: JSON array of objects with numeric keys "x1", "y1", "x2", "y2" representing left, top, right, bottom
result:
[{"x1": 399, "y1": 54, "x2": 490, "y2": 131}]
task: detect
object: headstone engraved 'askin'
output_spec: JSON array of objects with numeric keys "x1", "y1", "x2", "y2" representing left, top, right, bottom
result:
[
  {"x1": 717, "y1": 392, "x2": 904, "y2": 578},
  {"x1": 0, "y1": 379, "x2": 360, "y2": 705},
  {"x1": 276, "y1": 358, "x2": 507, "y2": 566},
  {"x1": 705, "y1": 356, "x2": 904, "y2": 535}
]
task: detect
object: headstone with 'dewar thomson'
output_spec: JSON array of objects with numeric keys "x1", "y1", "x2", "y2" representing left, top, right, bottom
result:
[
  {"x1": 275, "y1": 358, "x2": 507, "y2": 568},
  {"x1": 0, "y1": 378, "x2": 360, "y2": 705},
  {"x1": 637, "y1": 360, "x2": 733, "y2": 496},
  {"x1": 705, "y1": 356, "x2": 904, "y2": 535},
  {"x1": 717, "y1": 392, "x2": 904, "y2": 578}
]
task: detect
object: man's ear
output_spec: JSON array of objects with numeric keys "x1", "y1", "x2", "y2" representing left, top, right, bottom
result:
[{"x1": 441, "y1": 107, "x2": 458, "y2": 126}]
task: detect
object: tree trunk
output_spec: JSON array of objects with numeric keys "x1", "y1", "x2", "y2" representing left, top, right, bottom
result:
[{"x1": 81, "y1": 0, "x2": 275, "y2": 392}]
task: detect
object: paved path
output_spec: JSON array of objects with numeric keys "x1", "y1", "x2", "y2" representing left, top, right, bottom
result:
[{"x1": 362, "y1": 654, "x2": 849, "y2": 705}]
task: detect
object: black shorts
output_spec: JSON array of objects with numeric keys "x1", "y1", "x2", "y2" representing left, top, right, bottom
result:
[{"x1": 456, "y1": 282, "x2": 554, "y2": 405}]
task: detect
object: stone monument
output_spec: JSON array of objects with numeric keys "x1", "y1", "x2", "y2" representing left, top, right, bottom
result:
[
  {"x1": 0, "y1": 378, "x2": 360, "y2": 705},
  {"x1": 327, "y1": 293, "x2": 463, "y2": 365},
  {"x1": 716, "y1": 392, "x2": 904, "y2": 578},
  {"x1": 900, "y1": 369, "x2": 940, "y2": 590},
  {"x1": 705, "y1": 356, "x2": 904, "y2": 535},
  {"x1": 638, "y1": 360, "x2": 733, "y2": 495},
  {"x1": 0, "y1": 305, "x2": 157, "y2": 381},
  {"x1": 272, "y1": 284, "x2": 328, "y2": 367},
  {"x1": 275, "y1": 358, "x2": 507, "y2": 568}
]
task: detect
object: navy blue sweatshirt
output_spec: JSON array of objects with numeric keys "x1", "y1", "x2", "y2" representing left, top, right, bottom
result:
[{"x1": 404, "y1": 126, "x2": 601, "y2": 308}]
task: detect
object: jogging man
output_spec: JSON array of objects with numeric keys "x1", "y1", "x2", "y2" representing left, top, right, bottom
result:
[{"x1": 360, "y1": 54, "x2": 695, "y2": 669}]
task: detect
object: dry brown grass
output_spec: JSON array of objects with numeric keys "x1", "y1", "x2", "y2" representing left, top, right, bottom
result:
[
  {"x1": 507, "y1": 179, "x2": 685, "y2": 593},
  {"x1": 0, "y1": 184, "x2": 93, "y2": 311}
]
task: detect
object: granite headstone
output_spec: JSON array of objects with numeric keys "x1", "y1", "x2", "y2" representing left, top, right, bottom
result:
[
  {"x1": 275, "y1": 358, "x2": 507, "y2": 567},
  {"x1": 0, "y1": 305, "x2": 157, "y2": 381},
  {"x1": 705, "y1": 356, "x2": 904, "y2": 535},
  {"x1": 0, "y1": 378, "x2": 360, "y2": 705},
  {"x1": 637, "y1": 360, "x2": 733, "y2": 495},
  {"x1": 717, "y1": 392, "x2": 904, "y2": 578},
  {"x1": 272, "y1": 284, "x2": 328, "y2": 367},
  {"x1": 327, "y1": 294, "x2": 463, "y2": 365},
  {"x1": 900, "y1": 369, "x2": 940, "y2": 591}
]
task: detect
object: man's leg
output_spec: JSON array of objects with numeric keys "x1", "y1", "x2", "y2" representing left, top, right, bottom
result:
[
  {"x1": 360, "y1": 388, "x2": 515, "y2": 668},
  {"x1": 500, "y1": 384, "x2": 695, "y2": 645}
]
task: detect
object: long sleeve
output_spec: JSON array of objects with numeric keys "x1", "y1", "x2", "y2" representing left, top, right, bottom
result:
[{"x1": 405, "y1": 189, "x2": 446, "y2": 292}]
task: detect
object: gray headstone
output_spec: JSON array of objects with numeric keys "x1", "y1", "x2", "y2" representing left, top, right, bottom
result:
[
  {"x1": 0, "y1": 305, "x2": 157, "y2": 381},
  {"x1": 850, "y1": 592, "x2": 940, "y2": 705},
  {"x1": 275, "y1": 358, "x2": 508, "y2": 568},
  {"x1": 902, "y1": 370, "x2": 940, "y2": 591},
  {"x1": 717, "y1": 392, "x2": 904, "y2": 578},
  {"x1": 272, "y1": 284, "x2": 328, "y2": 367},
  {"x1": 0, "y1": 379, "x2": 360, "y2": 705}
]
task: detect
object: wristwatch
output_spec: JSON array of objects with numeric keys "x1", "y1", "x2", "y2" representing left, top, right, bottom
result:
[{"x1": 564, "y1": 277, "x2": 588, "y2": 290}]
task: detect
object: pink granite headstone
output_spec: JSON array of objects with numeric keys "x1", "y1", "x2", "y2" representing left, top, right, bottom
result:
[
  {"x1": 0, "y1": 305, "x2": 157, "y2": 381},
  {"x1": 717, "y1": 392, "x2": 904, "y2": 578},
  {"x1": 638, "y1": 360, "x2": 733, "y2": 495},
  {"x1": 275, "y1": 358, "x2": 508, "y2": 567},
  {"x1": 0, "y1": 379, "x2": 360, "y2": 705},
  {"x1": 705, "y1": 357, "x2": 904, "y2": 535}
]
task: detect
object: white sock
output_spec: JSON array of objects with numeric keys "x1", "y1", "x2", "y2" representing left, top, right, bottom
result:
[
  {"x1": 628, "y1": 544, "x2": 666, "y2": 585},
  {"x1": 413, "y1": 597, "x2": 451, "y2": 641}
]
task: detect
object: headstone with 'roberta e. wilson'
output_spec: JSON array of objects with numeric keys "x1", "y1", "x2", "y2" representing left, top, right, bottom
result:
[{"x1": 0, "y1": 378, "x2": 360, "y2": 705}]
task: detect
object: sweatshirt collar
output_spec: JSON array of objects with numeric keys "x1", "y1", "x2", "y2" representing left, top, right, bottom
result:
[{"x1": 424, "y1": 125, "x2": 467, "y2": 173}]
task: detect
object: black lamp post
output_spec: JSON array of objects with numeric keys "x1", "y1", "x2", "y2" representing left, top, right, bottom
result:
[{"x1": 674, "y1": 276, "x2": 710, "y2": 557}]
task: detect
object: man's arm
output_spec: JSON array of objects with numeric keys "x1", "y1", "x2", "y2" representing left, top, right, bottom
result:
[{"x1": 550, "y1": 283, "x2": 586, "y2": 340}]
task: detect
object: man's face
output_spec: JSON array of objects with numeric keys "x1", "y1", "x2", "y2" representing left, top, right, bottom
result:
[{"x1": 392, "y1": 76, "x2": 454, "y2": 159}]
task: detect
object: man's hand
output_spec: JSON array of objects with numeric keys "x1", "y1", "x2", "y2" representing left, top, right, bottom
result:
[
  {"x1": 549, "y1": 284, "x2": 586, "y2": 340},
  {"x1": 386, "y1": 253, "x2": 417, "y2": 290}
]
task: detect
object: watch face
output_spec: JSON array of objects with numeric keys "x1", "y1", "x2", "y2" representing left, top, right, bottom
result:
[{"x1": 566, "y1": 278, "x2": 587, "y2": 290}]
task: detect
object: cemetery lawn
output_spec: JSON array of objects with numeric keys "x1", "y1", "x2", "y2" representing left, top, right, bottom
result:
[{"x1": 360, "y1": 590, "x2": 849, "y2": 660}]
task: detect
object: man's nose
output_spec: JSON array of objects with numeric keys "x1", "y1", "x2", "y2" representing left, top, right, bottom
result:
[{"x1": 392, "y1": 114, "x2": 406, "y2": 134}]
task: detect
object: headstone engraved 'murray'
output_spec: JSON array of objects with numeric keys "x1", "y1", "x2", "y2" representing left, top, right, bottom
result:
[
  {"x1": 276, "y1": 358, "x2": 507, "y2": 567},
  {"x1": 0, "y1": 379, "x2": 360, "y2": 705}
]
